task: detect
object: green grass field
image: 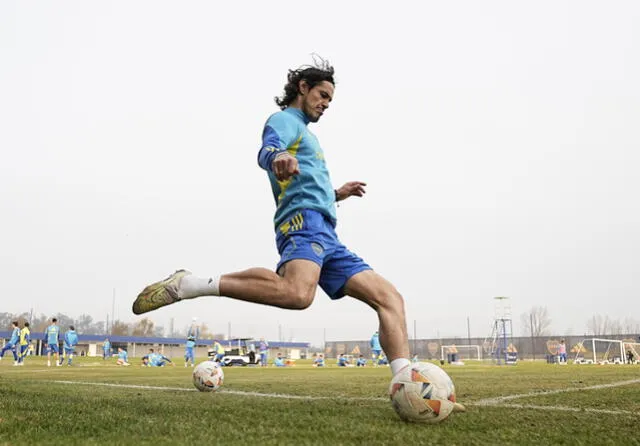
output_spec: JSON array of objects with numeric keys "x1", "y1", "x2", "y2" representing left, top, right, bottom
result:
[{"x1": 1, "y1": 358, "x2": 639, "y2": 446}]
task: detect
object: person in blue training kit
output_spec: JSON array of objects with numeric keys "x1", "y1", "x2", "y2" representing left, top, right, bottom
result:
[
  {"x1": 356, "y1": 355, "x2": 367, "y2": 367},
  {"x1": 142, "y1": 348, "x2": 174, "y2": 367},
  {"x1": 132, "y1": 56, "x2": 413, "y2": 381},
  {"x1": 0, "y1": 321, "x2": 20, "y2": 365},
  {"x1": 184, "y1": 323, "x2": 198, "y2": 367},
  {"x1": 273, "y1": 353, "x2": 286, "y2": 367},
  {"x1": 370, "y1": 330, "x2": 382, "y2": 367},
  {"x1": 60, "y1": 326, "x2": 78, "y2": 366},
  {"x1": 102, "y1": 338, "x2": 111, "y2": 360},
  {"x1": 258, "y1": 338, "x2": 269, "y2": 367},
  {"x1": 44, "y1": 318, "x2": 61, "y2": 367},
  {"x1": 17, "y1": 322, "x2": 31, "y2": 365},
  {"x1": 337, "y1": 353, "x2": 350, "y2": 367},
  {"x1": 116, "y1": 347, "x2": 130, "y2": 366},
  {"x1": 313, "y1": 353, "x2": 325, "y2": 367}
]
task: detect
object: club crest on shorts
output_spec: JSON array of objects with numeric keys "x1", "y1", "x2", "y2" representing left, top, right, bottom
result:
[{"x1": 311, "y1": 242, "x2": 324, "y2": 256}]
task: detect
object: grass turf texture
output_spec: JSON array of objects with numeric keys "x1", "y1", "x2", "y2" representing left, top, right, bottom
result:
[{"x1": 1, "y1": 358, "x2": 639, "y2": 446}]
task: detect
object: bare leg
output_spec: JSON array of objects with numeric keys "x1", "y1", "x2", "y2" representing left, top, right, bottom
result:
[
  {"x1": 219, "y1": 259, "x2": 321, "y2": 310},
  {"x1": 344, "y1": 270, "x2": 410, "y2": 361}
]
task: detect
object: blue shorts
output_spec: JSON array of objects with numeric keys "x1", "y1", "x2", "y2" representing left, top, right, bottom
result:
[
  {"x1": 276, "y1": 210, "x2": 371, "y2": 299},
  {"x1": 64, "y1": 347, "x2": 75, "y2": 355},
  {"x1": 185, "y1": 348, "x2": 194, "y2": 360},
  {"x1": 48, "y1": 344, "x2": 59, "y2": 354}
]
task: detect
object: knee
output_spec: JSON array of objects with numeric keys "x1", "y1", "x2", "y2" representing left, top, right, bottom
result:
[
  {"x1": 372, "y1": 289, "x2": 405, "y2": 314},
  {"x1": 282, "y1": 284, "x2": 315, "y2": 310},
  {"x1": 288, "y1": 292, "x2": 314, "y2": 310}
]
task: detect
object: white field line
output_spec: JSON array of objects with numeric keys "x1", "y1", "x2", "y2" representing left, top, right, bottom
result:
[
  {"x1": 50, "y1": 380, "x2": 388, "y2": 401},
  {"x1": 476, "y1": 378, "x2": 640, "y2": 406},
  {"x1": 49, "y1": 380, "x2": 640, "y2": 417},
  {"x1": 495, "y1": 403, "x2": 637, "y2": 416}
]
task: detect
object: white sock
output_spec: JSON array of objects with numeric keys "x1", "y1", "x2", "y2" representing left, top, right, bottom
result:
[
  {"x1": 390, "y1": 358, "x2": 411, "y2": 376},
  {"x1": 179, "y1": 275, "x2": 220, "y2": 299}
]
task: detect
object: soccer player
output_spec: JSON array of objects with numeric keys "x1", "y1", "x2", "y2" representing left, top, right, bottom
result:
[
  {"x1": 132, "y1": 57, "x2": 412, "y2": 380},
  {"x1": 370, "y1": 331, "x2": 382, "y2": 367},
  {"x1": 17, "y1": 322, "x2": 31, "y2": 365},
  {"x1": 142, "y1": 348, "x2": 174, "y2": 367},
  {"x1": 184, "y1": 326, "x2": 198, "y2": 367},
  {"x1": 248, "y1": 341, "x2": 257, "y2": 364},
  {"x1": 273, "y1": 353, "x2": 286, "y2": 367},
  {"x1": 0, "y1": 321, "x2": 20, "y2": 365},
  {"x1": 211, "y1": 340, "x2": 224, "y2": 363},
  {"x1": 356, "y1": 355, "x2": 367, "y2": 367},
  {"x1": 44, "y1": 318, "x2": 61, "y2": 367},
  {"x1": 313, "y1": 353, "x2": 325, "y2": 367},
  {"x1": 258, "y1": 338, "x2": 269, "y2": 367},
  {"x1": 558, "y1": 339, "x2": 567, "y2": 364},
  {"x1": 116, "y1": 347, "x2": 130, "y2": 366},
  {"x1": 102, "y1": 338, "x2": 111, "y2": 360},
  {"x1": 60, "y1": 326, "x2": 78, "y2": 366},
  {"x1": 337, "y1": 353, "x2": 350, "y2": 367}
]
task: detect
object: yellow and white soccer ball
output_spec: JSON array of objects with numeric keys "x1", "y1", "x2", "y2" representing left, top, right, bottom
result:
[
  {"x1": 389, "y1": 362, "x2": 464, "y2": 423},
  {"x1": 192, "y1": 361, "x2": 224, "y2": 392}
]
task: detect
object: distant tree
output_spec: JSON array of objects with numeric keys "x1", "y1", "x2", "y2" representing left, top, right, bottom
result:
[
  {"x1": 75, "y1": 314, "x2": 94, "y2": 334},
  {"x1": 111, "y1": 320, "x2": 130, "y2": 336},
  {"x1": 131, "y1": 318, "x2": 155, "y2": 337},
  {"x1": 89, "y1": 320, "x2": 106, "y2": 335},
  {"x1": 609, "y1": 319, "x2": 624, "y2": 335},
  {"x1": 0, "y1": 312, "x2": 14, "y2": 329},
  {"x1": 53, "y1": 313, "x2": 74, "y2": 330},
  {"x1": 520, "y1": 306, "x2": 552, "y2": 337},
  {"x1": 586, "y1": 314, "x2": 611, "y2": 336},
  {"x1": 12, "y1": 312, "x2": 30, "y2": 326},
  {"x1": 153, "y1": 326, "x2": 164, "y2": 337},
  {"x1": 31, "y1": 313, "x2": 50, "y2": 332},
  {"x1": 199, "y1": 323, "x2": 216, "y2": 339},
  {"x1": 623, "y1": 317, "x2": 640, "y2": 335}
]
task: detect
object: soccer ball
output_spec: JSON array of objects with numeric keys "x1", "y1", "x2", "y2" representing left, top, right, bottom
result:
[
  {"x1": 389, "y1": 362, "x2": 460, "y2": 423},
  {"x1": 192, "y1": 361, "x2": 224, "y2": 392}
]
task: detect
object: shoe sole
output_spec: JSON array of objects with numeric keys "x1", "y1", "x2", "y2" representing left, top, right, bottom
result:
[{"x1": 132, "y1": 270, "x2": 191, "y2": 315}]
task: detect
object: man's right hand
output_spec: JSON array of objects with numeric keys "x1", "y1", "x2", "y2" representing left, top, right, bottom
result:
[{"x1": 272, "y1": 152, "x2": 300, "y2": 181}]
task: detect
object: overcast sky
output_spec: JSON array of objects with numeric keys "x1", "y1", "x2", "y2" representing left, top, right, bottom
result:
[{"x1": 1, "y1": 1, "x2": 638, "y2": 346}]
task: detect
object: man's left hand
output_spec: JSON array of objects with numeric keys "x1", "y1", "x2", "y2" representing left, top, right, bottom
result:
[{"x1": 336, "y1": 181, "x2": 367, "y2": 202}]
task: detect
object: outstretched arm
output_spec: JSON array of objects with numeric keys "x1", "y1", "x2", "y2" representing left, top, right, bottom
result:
[{"x1": 335, "y1": 181, "x2": 367, "y2": 202}]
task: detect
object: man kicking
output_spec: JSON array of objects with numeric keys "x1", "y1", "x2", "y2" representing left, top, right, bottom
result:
[{"x1": 133, "y1": 57, "x2": 411, "y2": 378}]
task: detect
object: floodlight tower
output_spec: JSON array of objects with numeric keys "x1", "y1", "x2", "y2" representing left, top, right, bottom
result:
[{"x1": 490, "y1": 296, "x2": 513, "y2": 365}]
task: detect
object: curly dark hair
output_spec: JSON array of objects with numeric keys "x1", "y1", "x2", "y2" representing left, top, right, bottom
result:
[{"x1": 275, "y1": 55, "x2": 335, "y2": 110}]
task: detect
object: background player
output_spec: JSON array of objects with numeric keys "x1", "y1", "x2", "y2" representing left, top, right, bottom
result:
[
  {"x1": 184, "y1": 321, "x2": 199, "y2": 367},
  {"x1": 370, "y1": 330, "x2": 382, "y2": 367},
  {"x1": 116, "y1": 347, "x2": 130, "y2": 366},
  {"x1": 142, "y1": 348, "x2": 174, "y2": 367},
  {"x1": 17, "y1": 322, "x2": 30, "y2": 366},
  {"x1": 44, "y1": 318, "x2": 61, "y2": 367},
  {"x1": 60, "y1": 326, "x2": 78, "y2": 366},
  {"x1": 0, "y1": 321, "x2": 20, "y2": 365},
  {"x1": 102, "y1": 338, "x2": 111, "y2": 360}
]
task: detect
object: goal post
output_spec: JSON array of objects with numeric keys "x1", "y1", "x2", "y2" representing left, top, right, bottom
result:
[
  {"x1": 573, "y1": 338, "x2": 625, "y2": 364},
  {"x1": 440, "y1": 344, "x2": 482, "y2": 361},
  {"x1": 622, "y1": 342, "x2": 640, "y2": 364}
]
